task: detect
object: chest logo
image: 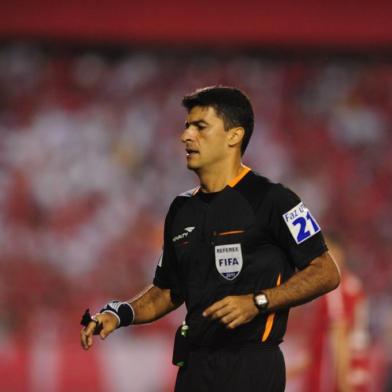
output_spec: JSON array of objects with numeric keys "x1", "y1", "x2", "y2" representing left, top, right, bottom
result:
[
  {"x1": 172, "y1": 226, "x2": 195, "y2": 242},
  {"x1": 214, "y1": 243, "x2": 243, "y2": 280}
]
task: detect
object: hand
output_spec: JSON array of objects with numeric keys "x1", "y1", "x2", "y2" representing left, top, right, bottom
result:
[
  {"x1": 202, "y1": 294, "x2": 259, "y2": 330},
  {"x1": 80, "y1": 312, "x2": 119, "y2": 350}
]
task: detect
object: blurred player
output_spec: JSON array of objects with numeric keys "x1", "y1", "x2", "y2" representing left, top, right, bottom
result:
[
  {"x1": 305, "y1": 234, "x2": 370, "y2": 392},
  {"x1": 80, "y1": 86, "x2": 340, "y2": 392}
]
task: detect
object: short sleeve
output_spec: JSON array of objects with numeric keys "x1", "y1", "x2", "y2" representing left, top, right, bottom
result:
[
  {"x1": 265, "y1": 184, "x2": 328, "y2": 270},
  {"x1": 153, "y1": 199, "x2": 184, "y2": 303}
]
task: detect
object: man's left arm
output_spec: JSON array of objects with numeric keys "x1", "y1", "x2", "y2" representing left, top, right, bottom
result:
[
  {"x1": 263, "y1": 251, "x2": 340, "y2": 311},
  {"x1": 203, "y1": 251, "x2": 340, "y2": 329}
]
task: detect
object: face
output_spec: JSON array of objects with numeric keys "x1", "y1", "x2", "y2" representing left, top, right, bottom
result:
[{"x1": 181, "y1": 106, "x2": 230, "y2": 171}]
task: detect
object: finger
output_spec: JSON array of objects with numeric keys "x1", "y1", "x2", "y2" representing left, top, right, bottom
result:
[
  {"x1": 80, "y1": 327, "x2": 93, "y2": 350},
  {"x1": 226, "y1": 316, "x2": 244, "y2": 330},
  {"x1": 82, "y1": 321, "x2": 99, "y2": 350},
  {"x1": 208, "y1": 305, "x2": 232, "y2": 321},
  {"x1": 86, "y1": 330, "x2": 94, "y2": 348},
  {"x1": 85, "y1": 320, "x2": 99, "y2": 337},
  {"x1": 220, "y1": 312, "x2": 238, "y2": 326},
  {"x1": 80, "y1": 328, "x2": 88, "y2": 350},
  {"x1": 203, "y1": 297, "x2": 230, "y2": 317}
]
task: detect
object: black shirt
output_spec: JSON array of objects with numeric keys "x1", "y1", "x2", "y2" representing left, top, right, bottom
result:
[{"x1": 153, "y1": 168, "x2": 327, "y2": 347}]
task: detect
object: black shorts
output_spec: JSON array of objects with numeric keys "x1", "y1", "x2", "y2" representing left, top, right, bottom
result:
[{"x1": 175, "y1": 344, "x2": 285, "y2": 392}]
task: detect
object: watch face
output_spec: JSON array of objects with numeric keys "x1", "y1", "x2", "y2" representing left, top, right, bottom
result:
[{"x1": 255, "y1": 294, "x2": 268, "y2": 308}]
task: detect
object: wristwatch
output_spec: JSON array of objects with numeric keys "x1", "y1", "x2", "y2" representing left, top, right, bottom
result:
[{"x1": 254, "y1": 292, "x2": 269, "y2": 311}]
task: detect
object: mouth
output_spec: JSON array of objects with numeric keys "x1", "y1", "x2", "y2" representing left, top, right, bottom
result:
[{"x1": 186, "y1": 148, "x2": 199, "y2": 158}]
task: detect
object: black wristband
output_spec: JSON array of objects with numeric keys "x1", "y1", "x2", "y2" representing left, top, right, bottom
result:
[
  {"x1": 100, "y1": 300, "x2": 135, "y2": 328},
  {"x1": 80, "y1": 309, "x2": 104, "y2": 335}
]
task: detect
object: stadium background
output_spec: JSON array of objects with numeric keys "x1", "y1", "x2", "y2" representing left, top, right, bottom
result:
[{"x1": 0, "y1": 1, "x2": 392, "y2": 391}]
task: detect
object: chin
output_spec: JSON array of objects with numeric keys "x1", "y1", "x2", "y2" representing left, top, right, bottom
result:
[
  {"x1": 186, "y1": 159, "x2": 203, "y2": 171},
  {"x1": 186, "y1": 162, "x2": 198, "y2": 170}
]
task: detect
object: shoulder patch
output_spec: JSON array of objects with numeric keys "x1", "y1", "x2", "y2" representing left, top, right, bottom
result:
[{"x1": 282, "y1": 202, "x2": 321, "y2": 244}]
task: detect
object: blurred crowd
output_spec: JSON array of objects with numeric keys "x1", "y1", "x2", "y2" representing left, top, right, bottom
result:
[{"x1": 0, "y1": 45, "x2": 391, "y2": 390}]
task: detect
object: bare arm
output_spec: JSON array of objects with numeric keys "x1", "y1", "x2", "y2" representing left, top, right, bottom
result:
[
  {"x1": 264, "y1": 251, "x2": 341, "y2": 311},
  {"x1": 81, "y1": 285, "x2": 182, "y2": 350},
  {"x1": 203, "y1": 251, "x2": 340, "y2": 329},
  {"x1": 129, "y1": 284, "x2": 182, "y2": 324}
]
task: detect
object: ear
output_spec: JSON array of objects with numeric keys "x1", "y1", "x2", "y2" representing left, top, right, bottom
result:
[{"x1": 227, "y1": 127, "x2": 245, "y2": 148}]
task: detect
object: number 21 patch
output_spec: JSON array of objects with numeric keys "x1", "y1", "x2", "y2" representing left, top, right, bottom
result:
[{"x1": 282, "y1": 202, "x2": 321, "y2": 244}]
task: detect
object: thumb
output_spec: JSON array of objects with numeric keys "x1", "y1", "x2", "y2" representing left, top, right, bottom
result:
[
  {"x1": 100, "y1": 321, "x2": 116, "y2": 340},
  {"x1": 100, "y1": 329, "x2": 108, "y2": 340}
]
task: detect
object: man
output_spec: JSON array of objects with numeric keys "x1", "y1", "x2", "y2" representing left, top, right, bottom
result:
[{"x1": 80, "y1": 86, "x2": 340, "y2": 391}]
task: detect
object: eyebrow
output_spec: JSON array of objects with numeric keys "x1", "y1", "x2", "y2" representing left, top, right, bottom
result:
[{"x1": 185, "y1": 120, "x2": 209, "y2": 128}]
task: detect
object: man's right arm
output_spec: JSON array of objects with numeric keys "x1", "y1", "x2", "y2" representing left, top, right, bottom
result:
[
  {"x1": 80, "y1": 285, "x2": 182, "y2": 350},
  {"x1": 81, "y1": 197, "x2": 186, "y2": 350},
  {"x1": 130, "y1": 284, "x2": 182, "y2": 324}
]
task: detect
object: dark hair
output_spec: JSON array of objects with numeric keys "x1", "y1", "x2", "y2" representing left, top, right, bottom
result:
[{"x1": 182, "y1": 86, "x2": 254, "y2": 155}]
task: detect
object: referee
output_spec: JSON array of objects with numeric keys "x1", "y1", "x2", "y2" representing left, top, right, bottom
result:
[{"x1": 81, "y1": 86, "x2": 340, "y2": 391}]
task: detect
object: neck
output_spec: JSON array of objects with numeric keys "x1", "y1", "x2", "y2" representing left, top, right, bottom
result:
[{"x1": 197, "y1": 159, "x2": 246, "y2": 193}]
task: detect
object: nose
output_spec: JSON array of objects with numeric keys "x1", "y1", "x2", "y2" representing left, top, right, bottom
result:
[{"x1": 181, "y1": 126, "x2": 193, "y2": 144}]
